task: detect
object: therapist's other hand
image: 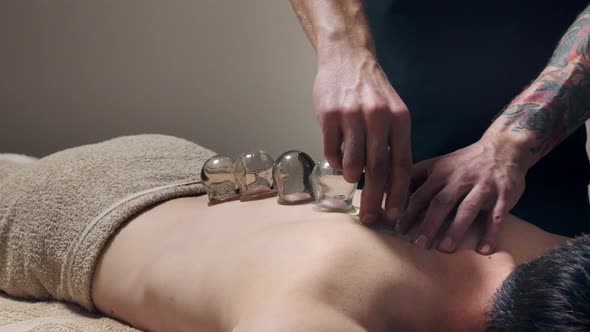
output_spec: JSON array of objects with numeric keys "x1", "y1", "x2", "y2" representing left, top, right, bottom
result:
[
  {"x1": 314, "y1": 50, "x2": 412, "y2": 225},
  {"x1": 400, "y1": 138, "x2": 527, "y2": 255}
]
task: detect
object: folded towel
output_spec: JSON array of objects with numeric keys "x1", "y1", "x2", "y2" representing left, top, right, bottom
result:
[
  {"x1": 0, "y1": 135, "x2": 216, "y2": 312},
  {"x1": 0, "y1": 291, "x2": 139, "y2": 331},
  {"x1": 0, "y1": 154, "x2": 38, "y2": 182}
]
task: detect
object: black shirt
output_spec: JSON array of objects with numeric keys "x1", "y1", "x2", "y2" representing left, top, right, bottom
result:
[{"x1": 363, "y1": 0, "x2": 590, "y2": 236}]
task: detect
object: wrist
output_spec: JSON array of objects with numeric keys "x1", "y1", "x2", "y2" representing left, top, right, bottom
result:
[
  {"x1": 317, "y1": 32, "x2": 377, "y2": 66},
  {"x1": 481, "y1": 119, "x2": 539, "y2": 171},
  {"x1": 317, "y1": 44, "x2": 377, "y2": 73}
]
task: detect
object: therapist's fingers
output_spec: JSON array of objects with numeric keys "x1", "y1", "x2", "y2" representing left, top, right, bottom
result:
[
  {"x1": 412, "y1": 186, "x2": 466, "y2": 249},
  {"x1": 398, "y1": 174, "x2": 445, "y2": 234},
  {"x1": 437, "y1": 188, "x2": 486, "y2": 253},
  {"x1": 341, "y1": 111, "x2": 366, "y2": 183},
  {"x1": 478, "y1": 196, "x2": 508, "y2": 255},
  {"x1": 409, "y1": 157, "x2": 438, "y2": 194},
  {"x1": 359, "y1": 108, "x2": 391, "y2": 225},
  {"x1": 319, "y1": 111, "x2": 343, "y2": 170},
  {"x1": 410, "y1": 160, "x2": 429, "y2": 194},
  {"x1": 384, "y1": 110, "x2": 412, "y2": 222}
]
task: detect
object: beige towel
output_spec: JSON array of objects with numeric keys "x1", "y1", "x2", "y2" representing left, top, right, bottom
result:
[
  {"x1": 0, "y1": 135, "x2": 216, "y2": 312},
  {"x1": 0, "y1": 291, "x2": 140, "y2": 331},
  {"x1": 0, "y1": 154, "x2": 38, "y2": 182}
]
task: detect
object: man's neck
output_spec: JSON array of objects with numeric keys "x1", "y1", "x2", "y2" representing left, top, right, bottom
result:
[
  {"x1": 389, "y1": 214, "x2": 569, "y2": 331},
  {"x1": 434, "y1": 251, "x2": 516, "y2": 331}
]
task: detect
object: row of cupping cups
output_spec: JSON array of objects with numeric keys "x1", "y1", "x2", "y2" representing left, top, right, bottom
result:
[{"x1": 200, "y1": 150, "x2": 358, "y2": 212}]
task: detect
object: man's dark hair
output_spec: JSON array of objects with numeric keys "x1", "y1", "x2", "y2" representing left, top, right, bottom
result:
[{"x1": 485, "y1": 234, "x2": 590, "y2": 332}]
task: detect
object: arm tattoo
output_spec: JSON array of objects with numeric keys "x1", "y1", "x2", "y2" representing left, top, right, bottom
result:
[{"x1": 499, "y1": 5, "x2": 590, "y2": 155}]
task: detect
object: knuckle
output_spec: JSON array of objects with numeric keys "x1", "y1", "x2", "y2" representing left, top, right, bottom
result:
[
  {"x1": 491, "y1": 214, "x2": 503, "y2": 226},
  {"x1": 500, "y1": 180, "x2": 518, "y2": 195},
  {"x1": 365, "y1": 162, "x2": 384, "y2": 176},
  {"x1": 341, "y1": 104, "x2": 363, "y2": 116},
  {"x1": 318, "y1": 103, "x2": 339, "y2": 114},
  {"x1": 347, "y1": 136, "x2": 364, "y2": 153},
  {"x1": 458, "y1": 176, "x2": 475, "y2": 192},
  {"x1": 366, "y1": 154, "x2": 388, "y2": 174},
  {"x1": 366, "y1": 100, "x2": 388, "y2": 113},
  {"x1": 500, "y1": 182, "x2": 512, "y2": 194},
  {"x1": 481, "y1": 179, "x2": 496, "y2": 191},
  {"x1": 365, "y1": 103, "x2": 390, "y2": 119},
  {"x1": 454, "y1": 181, "x2": 472, "y2": 193},
  {"x1": 429, "y1": 167, "x2": 448, "y2": 180},
  {"x1": 391, "y1": 108, "x2": 410, "y2": 121},
  {"x1": 319, "y1": 107, "x2": 341, "y2": 122},
  {"x1": 460, "y1": 200, "x2": 480, "y2": 214}
]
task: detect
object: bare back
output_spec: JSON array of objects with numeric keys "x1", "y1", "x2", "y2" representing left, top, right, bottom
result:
[{"x1": 92, "y1": 191, "x2": 567, "y2": 332}]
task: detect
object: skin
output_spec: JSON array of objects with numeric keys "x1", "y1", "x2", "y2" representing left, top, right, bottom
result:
[
  {"x1": 288, "y1": 0, "x2": 413, "y2": 226},
  {"x1": 400, "y1": 4, "x2": 590, "y2": 255},
  {"x1": 289, "y1": 0, "x2": 590, "y2": 255},
  {"x1": 92, "y1": 191, "x2": 567, "y2": 332}
]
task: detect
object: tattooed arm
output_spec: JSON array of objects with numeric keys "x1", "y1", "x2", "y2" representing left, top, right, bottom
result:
[
  {"x1": 400, "y1": 6, "x2": 590, "y2": 255},
  {"x1": 487, "y1": 5, "x2": 590, "y2": 165}
]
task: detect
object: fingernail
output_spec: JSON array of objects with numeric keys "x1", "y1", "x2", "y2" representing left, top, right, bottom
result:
[
  {"x1": 363, "y1": 213, "x2": 378, "y2": 225},
  {"x1": 394, "y1": 222, "x2": 402, "y2": 234},
  {"x1": 479, "y1": 244, "x2": 492, "y2": 255},
  {"x1": 414, "y1": 234, "x2": 429, "y2": 249},
  {"x1": 438, "y1": 236, "x2": 454, "y2": 252}
]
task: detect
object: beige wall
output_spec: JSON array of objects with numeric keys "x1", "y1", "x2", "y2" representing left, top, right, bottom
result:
[
  {"x1": 0, "y1": 0, "x2": 322, "y2": 160},
  {"x1": 1, "y1": 1, "x2": 590, "y2": 162}
]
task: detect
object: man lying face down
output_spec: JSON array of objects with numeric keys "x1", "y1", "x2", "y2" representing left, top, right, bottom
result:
[
  {"x1": 92, "y1": 189, "x2": 589, "y2": 332},
  {"x1": 0, "y1": 135, "x2": 589, "y2": 332}
]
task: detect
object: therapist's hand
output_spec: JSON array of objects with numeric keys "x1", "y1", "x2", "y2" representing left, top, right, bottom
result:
[
  {"x1": 399, "y1": 137, "x2": 527, "y2": 255},
  {"x1": 314, "y1": 49, "x2": 412, "y2": 224}
]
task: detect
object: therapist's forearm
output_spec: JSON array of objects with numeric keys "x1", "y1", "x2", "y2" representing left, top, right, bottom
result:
[
  {"x1": 288, "y1": 0, "x2": 377, "y2": 63},
  {"x1": 483, "y1": 4, "x2": 590, "y2": 169}
]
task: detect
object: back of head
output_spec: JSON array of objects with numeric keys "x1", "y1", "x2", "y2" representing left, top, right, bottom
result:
[{"x1": 486, "y1": 234, "x2": 590, "y2": 332}]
